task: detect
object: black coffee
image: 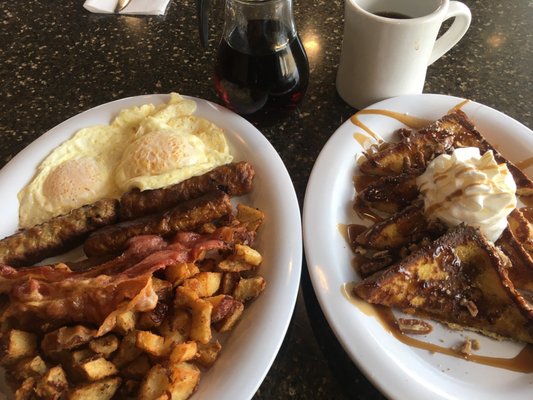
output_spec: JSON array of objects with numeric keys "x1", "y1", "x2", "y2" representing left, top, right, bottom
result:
[{"x1": 374, "y1": 11, "x2": 412, "y2": 19}]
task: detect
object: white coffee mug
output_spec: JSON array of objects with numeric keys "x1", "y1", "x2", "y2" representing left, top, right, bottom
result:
[{"x1": 336, "y1": 0, "x2": 471, "y2": 109}]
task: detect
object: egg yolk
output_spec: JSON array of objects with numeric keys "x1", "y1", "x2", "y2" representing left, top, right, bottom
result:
[{"x1": 43, "y1": 156, "x2": 107, "y2": 210}]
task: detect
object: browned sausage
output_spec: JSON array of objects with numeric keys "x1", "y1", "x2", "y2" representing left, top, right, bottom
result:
[
  {"x1": 84, "y1": 191, "x2": 232, "y2": 257},
  {"x1": 1, "y1": 163, "x2": 254, "y2": 267},
  {"x1": 119, "y1": 161, "x2": 255, "y2": 220},
  {"x1": 0, "y1": 199, "x2": 119, "y2": 267}
]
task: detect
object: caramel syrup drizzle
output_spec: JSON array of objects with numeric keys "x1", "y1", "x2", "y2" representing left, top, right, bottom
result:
[
  {"x1": 350, "y1": 100, "x2": 470, "y2": 148},
  {"x1": 341, "y1": 283, "x2": 533, "y2": 373},
  {"x1": 351, "y1": 109, "x2": 432, "y2": 146},
  {"x1": 344, "y1": 99, "x2": 533, "y2": 373},
  {"x1": 449, "y1": 98, "x2": 470, "y2": 112}
]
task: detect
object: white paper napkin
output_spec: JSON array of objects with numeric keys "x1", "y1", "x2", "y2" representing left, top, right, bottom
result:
[{"x1": 83, "y1": 0, "x2": 170, "y2": 15}]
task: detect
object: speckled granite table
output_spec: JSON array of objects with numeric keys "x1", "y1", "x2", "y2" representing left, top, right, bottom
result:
[{"x1": 0, "y1": 0, "x2": 531, "y2": 398}]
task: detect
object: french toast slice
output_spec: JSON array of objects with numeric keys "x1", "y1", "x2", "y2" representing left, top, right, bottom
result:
[
  {"x1": 359, "y1": 109, "x2": 533, "y2": 197},
  {"x1": 497, "y1": 227, "x2": 533, "y2": 294},
  {"x1": 507, "y1": 207, "x2": 533, "y2": 253},
  {"x1": 355, "y1": 172, "x2": 419, "y2": 214},
  {"x1": 359, "y1": 112, "x2": 459, "y2": 176},
  {"x1": 354, "y1": 202, "x2": 428, "y2": 250},
  {"x1": 497, "y1": 209, "x2": 533, "y2": 294},
  {"x1": 351, "y1": 202, "x2": 446, "y2": 276},
  {"x1": 353, "y1": 225, "x2": 533, "y2": 343}
]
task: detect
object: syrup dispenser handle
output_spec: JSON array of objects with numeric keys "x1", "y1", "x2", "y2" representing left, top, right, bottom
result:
[{"x1": 197, "y1": 0, "x2": 211, "y2": 48}]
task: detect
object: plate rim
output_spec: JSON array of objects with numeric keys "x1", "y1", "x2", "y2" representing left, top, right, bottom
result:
[{"x1": 302, "y1": 93, "x2": 533, "y2": 400}]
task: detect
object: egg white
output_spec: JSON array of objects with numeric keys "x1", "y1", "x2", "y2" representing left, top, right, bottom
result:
[
  {"x1": 18, "y1": 93, "x2": 232, "y2": 228},
  {"x1": 18, "y1": 124, "x2": 125, "y2": 228},
  {"x1": 115, "y1": 117, "x2": 233, "y2": 192}
]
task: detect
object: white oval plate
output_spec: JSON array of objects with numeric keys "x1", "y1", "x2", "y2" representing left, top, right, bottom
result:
[
  {"x1": 303, "y1": 94, "x2": 533, "y2": 400},
  {"x1": 0, "y1": 94, "x2": 302, "y2": 400}
]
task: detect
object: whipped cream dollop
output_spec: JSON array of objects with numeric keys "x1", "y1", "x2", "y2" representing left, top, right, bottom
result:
[{"x1": 416, "y1": 147, "x2": 517, "y2": 242}]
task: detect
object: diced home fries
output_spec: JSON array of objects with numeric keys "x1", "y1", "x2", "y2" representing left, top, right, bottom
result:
[{"x1": 0, "y1": 204, "x2": 266, "y2": 399}]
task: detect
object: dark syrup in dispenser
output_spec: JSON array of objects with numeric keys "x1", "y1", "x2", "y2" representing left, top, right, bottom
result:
[{"x1": 214, "y1": 19, "x2": 309, "y2": 116}]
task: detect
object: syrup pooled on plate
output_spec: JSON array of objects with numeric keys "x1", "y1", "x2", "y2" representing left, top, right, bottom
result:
[
  {"x1": 346, "y1": 104, "x2": 533, "y2": 371},
  {"x1": 342, "y1": 283, "x2": 533, "y2": 373}
]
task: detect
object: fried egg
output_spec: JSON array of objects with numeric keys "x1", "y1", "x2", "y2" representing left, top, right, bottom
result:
[
  {"x1": 18, "y1": 93, "x2": 232, "y2": 228},
  {"x1": 18, "y1": 123, "x2": 125, "y2": 228},
  {"x1": 115, "y1": 116, "x2": 232, "y2": 191}
]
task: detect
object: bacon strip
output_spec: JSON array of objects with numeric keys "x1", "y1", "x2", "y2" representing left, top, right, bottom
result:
[
  {"x1": 0, "y1": 235, "x2": 168, "y2": 293},
  {"x1": 0, "y1": 231, "x2": 231, "y2": 335},
  {"x1": 2, "y1": 247, "x2": 186, "y2": 334}
]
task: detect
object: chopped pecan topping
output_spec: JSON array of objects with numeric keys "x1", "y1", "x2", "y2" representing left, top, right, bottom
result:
[
  {"x1": 354, "y1": 246, "x2": 367, "y2": 255},
  {"x1": 371, "y1": 250, "x2": 390, "y2": 259},
  {"x1": 456, "y1": 337, "x2": 480, "y2": 356},
  {"x1": 397, "y1": 318, "x2": 433, "y2": 335},
  {"x1": 460, "y1": 298, "x2": 479, "y2": 317}
]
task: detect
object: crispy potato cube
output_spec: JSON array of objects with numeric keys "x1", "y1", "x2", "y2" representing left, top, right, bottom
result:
[
  {"x1": 135, "y1": 330, "x2": 166, "y2": 357},
  {"x1": 233, "y1": 244, "x2": 263, "y2": 266},
  {"x1": 182, "y1": 272, "x2": 222, "y2": 297},
  {"x1": 137, "y1": 302, "x2": 169, "y2": 330},
  {"x1": 198, "y1": 271, "x2": 223, "y2": 296},
  {"x1": 236, "y1": 203, "x2": 265, "y2": 220},
  {"x1": 158, "y1": 310, "x2": 189, "y2": 348},
  {"x1": 77, "y1": 356, "x2": 118, "y2": 381},
  {"x1": 195, "y1": 341, "x2": 222, "y2": 368},
  {"x1": 233, "y1": 276, "x2": 266, "y2": 303},
  {"x1": 70, "y1": 348, "x2": 94, "y2": 365},
  {"x1": 41, "y1": 326, "x2": 96, "y2": 358},
  {"x1": 15, "y1": 377, "x2": 36, "y2": 400},
  {"x1": 167, "y1": 310, "x2": 192, "y2": 335},
  {"x1": 169, "y1": 341, "x2": 197, "y2": 364},
  {"x1": 139, "y1": 363, "x2": 199, "y2": 400},
  {"x1": 67, "y1": 376, "x2": 121, "y2": 400},
  {"x1": 138, "y1": 364, "x2": 169, "y2": 400},
  {"x1": 13, "y1": 355, "x2": 47, "y2": 381},
  {"x1": 189, "y1": 299, "x2": 213, "y2": 344},
  {"x1": 152, "y1": 277, "x2": 173, "y2": 301},
  {"x1": 114, "y1": 310, "x2": 137, "y2": 335},
  {"x1": 65, "y1": 348, "x2": 95, "y2": 380},
  {"x1": 174, "y1": 286, "x2": 199, "y2": 308},
  {"x1": 206, "y1": 295, "x2": 244, "y2": 324},
  {"x1": 121, "y1": 354, "x2": 151, "y2": 380},
  {"x1": 88, "y1": 334, "x2": 119, "y2": 358},
  {"x1": 167, "y1": 362, "x2": 201, "y2": 400},
  {"x1": 112, "y1": 331, "x2": 142, "y2": 368},
  {"x1": 219, "y1": 272, "x2": 240, "y2": 295},
  {"x1": 215, "y1": 301, "x2": 244, "y2": 333},
  {"x1": 165, "y1": 262, "x2": 200, "y2": 287},
  {"x1": 217, "y1": 259, "x2": 255, "y2": 272},
  {"x1": 236, "y1": 203, "x2": 265, "y2": 231},
  {"x1": 35, "y1": 365, "x2": 68, "y2": 399},
  {"x1": 158, "y1": 318, "x2": 186, "y2": 348},
  {"x1": 204, "y1": 294, "x2": 227, "y2": 319},
  {"x1": 0, "y1": 329, "x2": 37, "y2": 365}
]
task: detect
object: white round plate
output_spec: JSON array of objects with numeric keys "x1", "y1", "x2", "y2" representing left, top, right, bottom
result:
[
  {"x1": 303, "y1": 94, "x2": 533, "y2": 400},
  {"x1": 0, "y1": 94, "x2": 302, "y2": 400}
]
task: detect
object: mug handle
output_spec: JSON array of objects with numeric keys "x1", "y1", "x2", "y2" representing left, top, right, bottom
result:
[{"x1": 428, "y1": 1, "x2": 472, "y2": 65}]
